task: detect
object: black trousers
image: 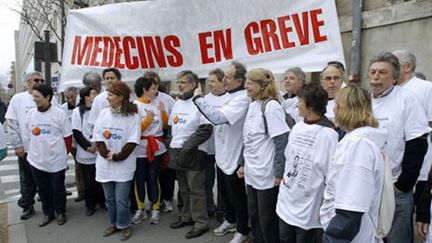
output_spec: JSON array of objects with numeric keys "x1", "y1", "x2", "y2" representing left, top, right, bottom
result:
[
  {"x1": 219, "y1": 166, "x2": 250, "y2": 235},
  {"x1": 17, "y1": 154, "x2": 37, "y2": 210},
  {"x1": 80, "y1": 163, "x2": 105, "y2": 210},
  {"x1": 30, "y1": 166, "x2": 66, "y2": 216},
  {"x1": 279, "y1": 218, "x2": 323, "y2": 243}
]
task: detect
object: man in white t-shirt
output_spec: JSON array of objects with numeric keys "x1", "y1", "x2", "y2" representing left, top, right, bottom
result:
[
  {"x1": 168, "y1": 70, "x2": 213, "y2": 239},
  {"x1": 193, "y1": 61, "x2": 251, "y2": 243},
  {"x1": 5, "y1": 71, "x2": 44, "y2": 220},
  {"x1": 87, "y1": 68, "x2": 122, "y2": 127},
  {"x1": 369, "y1": 51, "x2": 430, "y2": 243}
]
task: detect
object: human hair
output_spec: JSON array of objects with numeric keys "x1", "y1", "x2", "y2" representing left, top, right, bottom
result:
[
  {"x1": 134, "y1": 77, "x2": 155, "y2": 97},
  {"x1": 246, "y1": 68, "x2": 278, "y2": 100},
  {"x1": 106, "y1": 82, "x2": 137, "y2": 115},
  {"x1": 231, "y1": 61, "x2": 247, "y2": 83},
  {"x1": 208, "y1": 68, "x2": 224, "y2": 82},
  {"x1": 177, "y1": 70, "x2": 199, "y2": 86},
  {"x1": 284, "y1": 67, "x2": 306, "y2": 83},
  {"x1": 335, "y1": 85, "x2": 378, "y2": 131},
  {"x1": 415, "y1": 72, "x2": 426, "y2": 80},
  {"x1": 78, "y1": 86, "x2": 96, "y2": 119},
  {"x1": 320, "y1": 63, "x2": 346, "y2": 82},
  {"x1": 102, "y1": 68, "x2": 122, "y2": 80},
  {"x1": 64, "y1": 86, "x2": 79, "y2": 94},
  {"x1": 82, "y1": 72, "x2": 102, "y2": 88},
  {"x1": 393, "y1": 50, "x2": 417, "y2": 72},
  {"x1": 143, "y1": 71, "x2": 161, "y2": 84},
  {"x1": 33, "y1": 83, "x2": 53, "y2": 102},
  {"x1": 368, "y1": 51, "x2": 401, "y2": 80},
  {"x1": 25, "y1": 71, "x2": 43, "y2": 83},
  {"x1": 297, "y1": 82, "x2": 328, "y2": 116}
]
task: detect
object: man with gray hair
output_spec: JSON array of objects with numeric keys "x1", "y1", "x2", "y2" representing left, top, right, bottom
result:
[
  {"x1": 82, "y1": 72, "x2": 102, "y2": 93},
  {"x1": 5, "y1": 71, "x2": 44, "y2": 220},
  {"x1": 369, "y1": 51, "x2": 430, "y2": 243}
]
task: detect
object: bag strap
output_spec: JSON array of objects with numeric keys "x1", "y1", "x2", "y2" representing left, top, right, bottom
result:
[{"x1": 261, "y1": 98, "x2": 275, "y2": 136}]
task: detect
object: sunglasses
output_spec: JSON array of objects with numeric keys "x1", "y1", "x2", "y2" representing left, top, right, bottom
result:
[{"x1": 33, "y1": 78, "x2": 44, "y2": 83}]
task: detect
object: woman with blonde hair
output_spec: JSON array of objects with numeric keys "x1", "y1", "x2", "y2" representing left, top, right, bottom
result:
[
  {"x1": 320, "y1": 85, "x2": 387, "y2": 243},
  {"x1": 238, "y1": 68, "x2": 289, "y2": 243},
  {"x1": 93, "y1": 82, "x2": 140, "y2": 241}
]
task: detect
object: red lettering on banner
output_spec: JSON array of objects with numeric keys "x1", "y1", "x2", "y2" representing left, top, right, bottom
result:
[
  {"x1": 244, "y1": 8, "x2": 328, "y2": 55},
  {"x1": 135, "y1": 36, "x2": 149, "y2": 68},
  {"x1": 90, "y1": 36, "x2": 102, "y2": 66},
  {"x1": 101, "y1": 37, "x2": 114, "y2": 67},
  {"x1": 71, "y1": 36, "x2": 93, "y2": 65},
  {"x1": 123, "y1": 36, "x2": 139, "y2": 69},
  {"x1": 144, "y1": 36, "x2": 167, "y2": 68},
  {"x1": 310, "y1": 9, "x2": 327, "y2": 43},
  {"x1": 113, "y1": 37, "x2": 125, "y2": 69},
  {"x1": 164, "y1": 35, "x2": 183, "y2": 67},
  {"x1": 198, "y1": 29, "x2": 233, "y2": 64}
]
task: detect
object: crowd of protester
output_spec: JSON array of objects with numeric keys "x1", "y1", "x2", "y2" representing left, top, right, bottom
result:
[{"x1": 4, "y1": 49, "x2": 432, "y2": 243}]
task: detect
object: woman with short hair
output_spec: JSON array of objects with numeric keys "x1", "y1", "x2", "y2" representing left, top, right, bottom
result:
[
  {"x1": 320, "y1": 85, "x2": 386, "y2": 243},
  {"x1": 239, "y1": 68, "x2": 289, "y2": 243},
  {"x1": 92, "y1": 82, "x2": 140, "y2": 241}
]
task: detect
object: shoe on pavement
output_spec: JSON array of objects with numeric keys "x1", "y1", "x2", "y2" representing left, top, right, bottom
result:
[
  {"x1": 185, "y1": 227, "x2": 209, "y2": 239},
  {"x1": 119, "y1": 227, "x2": 132, "y2": 241},
  {"x1": 213, "y1": 220, "x2": 236, "y2": 236},
  {"x1": 20, "y1": 206, "x2": 35, "y2": 220},
  {"x1": 103, "y1": 225, "x2": 118, "y2": 237},
  {"x1": 75, "y1": 195, "x2": 84, "y2": 202},
  {"x1": 149, "y1": 210, "x2": 161, "y2": 224},
  {"x1": 229, "y1": 232, "x2": 249, "y2": 243},
  {"x1": 66, "y1": 190, "x2": 72, "y2": 196},
  {"x1": 38, "y1": 215, "x2": 54, "y2": 227},
  {"x1": 162, "y1": 199, "x2": 173, "y2": 213},
  {"x1": 85, "y1": 208, "x2": 95, "y2": 216},
  {"x1": 56, "y1": 213, "x2": 67, "y2": 225},
  {"x1": 131, "y1": 209, "x2": 147, "y2": 224},
  {"x1": 170, "y1": 220, "x2": 194, "y2": 229}
]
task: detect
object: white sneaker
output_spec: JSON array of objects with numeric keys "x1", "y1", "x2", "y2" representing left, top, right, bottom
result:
[
  {"x1": 229, "y1": 232, "x2": 249, "y2": 243},
  {"x1": 131, "y1": 209, "x2": 147, "y2": 224},
  {"x1": 149, "y1": 210, "x2": 161, "y2": 224},
  {"x1": 162, "y1": 199, "x2": 173, "y2": 213},
  {"x1": 213, "y1": 220, "x2": 236, "y2": 236}
]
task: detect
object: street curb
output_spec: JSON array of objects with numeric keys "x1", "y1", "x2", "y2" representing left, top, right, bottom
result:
[{"x1": 7, "y1": 200, "x2": 27, "y2": 243}]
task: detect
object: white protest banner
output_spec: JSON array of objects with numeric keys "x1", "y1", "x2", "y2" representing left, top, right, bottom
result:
[{"x1": 60, "y1": 0, "x2": 345, "y2": 91}]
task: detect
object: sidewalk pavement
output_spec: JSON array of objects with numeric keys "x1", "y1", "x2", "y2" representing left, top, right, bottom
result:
[{"x1": 5, "y1": 197, "x2": 234, "y2": 243}]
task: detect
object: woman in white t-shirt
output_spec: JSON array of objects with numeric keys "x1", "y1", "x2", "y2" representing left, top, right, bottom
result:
[
  {"x1": 320, "y1": 86, "x2": 386, "y2": 243},
  {"x1": 276, "y1": 83, "x2": 338, "y2": 243},
  {"x1": 71, "y1": 87, "x2": 105, "y2": 216},
  {"x1": 25, "y1": 84, "x2": 72, "y2": 227},
  {"x1": 238, "y1": 68, "x2": 289, "y2": 243},
  {"x1": 92, "y1": 82, "x2": 140, "y2": 241},
  {"x1": 130, "y1": 77, "x2": 168, "y2": 225}
]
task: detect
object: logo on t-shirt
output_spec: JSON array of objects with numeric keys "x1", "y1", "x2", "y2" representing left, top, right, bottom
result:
[
  {"x1": 173, "y1": 115, "x2": 179, "y2": 124},
  {"x1": 173, "y1": 115, "x2": 187, "y2": 124},
  {"x1": 32, "y1": 127, "x2": 50, "y2": 136},
  {"x1": 103, "y1": 130, "x2": 122, "y2": 140}
]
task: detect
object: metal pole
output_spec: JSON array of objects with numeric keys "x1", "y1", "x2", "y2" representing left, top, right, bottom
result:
[
  {"x1": 61, "y1": 0, "x2": 65, "y2": 55},
  {"x1": 44, "y1": 30, "x2": 51, "y2": 87},
  {"x1": 350, "y1": 0, "x2": 362, "y2": 84}
]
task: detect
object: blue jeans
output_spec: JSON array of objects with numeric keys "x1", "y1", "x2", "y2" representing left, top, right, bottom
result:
[
  {"x1": 384, "y1": 190, "x2": 414, "y2": 243},
  {"x1": 102, "y1": 181, "x2": 131, "y2": 229}
]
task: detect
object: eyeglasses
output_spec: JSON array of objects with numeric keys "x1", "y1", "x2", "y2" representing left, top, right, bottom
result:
[
  {"x1": 33, "y1": 78, "x2": 44, "y2": 83},
  {"x1": 322, "y1": 76, "x2": 342, "y2": 82}
]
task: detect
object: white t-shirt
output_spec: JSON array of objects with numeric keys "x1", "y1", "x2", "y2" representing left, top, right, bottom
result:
[
  {"x1": 87, "y1": 91, "x2": 109, "y2": 127},
  {"x1": 400, "y1": 76, "x2": 432, "y2": 180},
  {"x1": 134, "y1": 100, "x2": 166, "y2": 158},
  {"x1": 215, "y1": 90, "x2": 250, "y2": 175},
  {"x1": 203, "y1": 92, "x2": 230, "y2": 155},
  {"x1": 169, "y1": 98, "x2": 209, "y2": 153},
  {"x1": 243, "y1": 100, "x2": 289, "y2": 190},
  {"x1": 71, "y1": 107, "x2": 96, "y2": 164},
  {"x1": 320, "y1": 126, "x2": 386, "y2": 243},
  {"x1": 92, "y1": 108, "x2": 140, "y2": 182},
  {"x1": 276, "y1": 121, "x2": 338, "y2": 229},
  {"x1": 325, "y1": 99, "x2": 336, "y2": 122},
  {"x1": 61, "y1": 102, "x2": 77, "y2": 148},
  {"x1": 281, "y1": 96, "x2": 302, "y2": 123},
  {"x1": 372, "y1": 86, "x2": 430, "y2": 182},
  {"x1": 26, "y1": 106, "x2": 72, "y2": 173},
  {"x1": 5, "y1": 91, "x2": 36, "y2": 152},
  {"x1": 156, "y1": 91, "x2": 175, "y2": 115},
  {"x1": 0, "y1": 124, "x2": 6, "y2": 150}
]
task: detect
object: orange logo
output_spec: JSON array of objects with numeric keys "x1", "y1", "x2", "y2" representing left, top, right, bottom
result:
[
  {"x1": 103, "y1": 130, "x2": 111, "y2": 139},
  {"x1": 32, "y1": 127, "x2": 41, "y2": 136},
  {"x1": 173, "y1": 115, "x2": 179, "y2": 124}
]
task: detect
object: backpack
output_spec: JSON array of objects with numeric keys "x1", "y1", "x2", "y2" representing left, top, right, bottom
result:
[
  {"x1": 261, "y1": 98, "x2": 296, "y2": 136},
  {"x1": 373, "y1": 153, "x2": 395, "y2": 239}
]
